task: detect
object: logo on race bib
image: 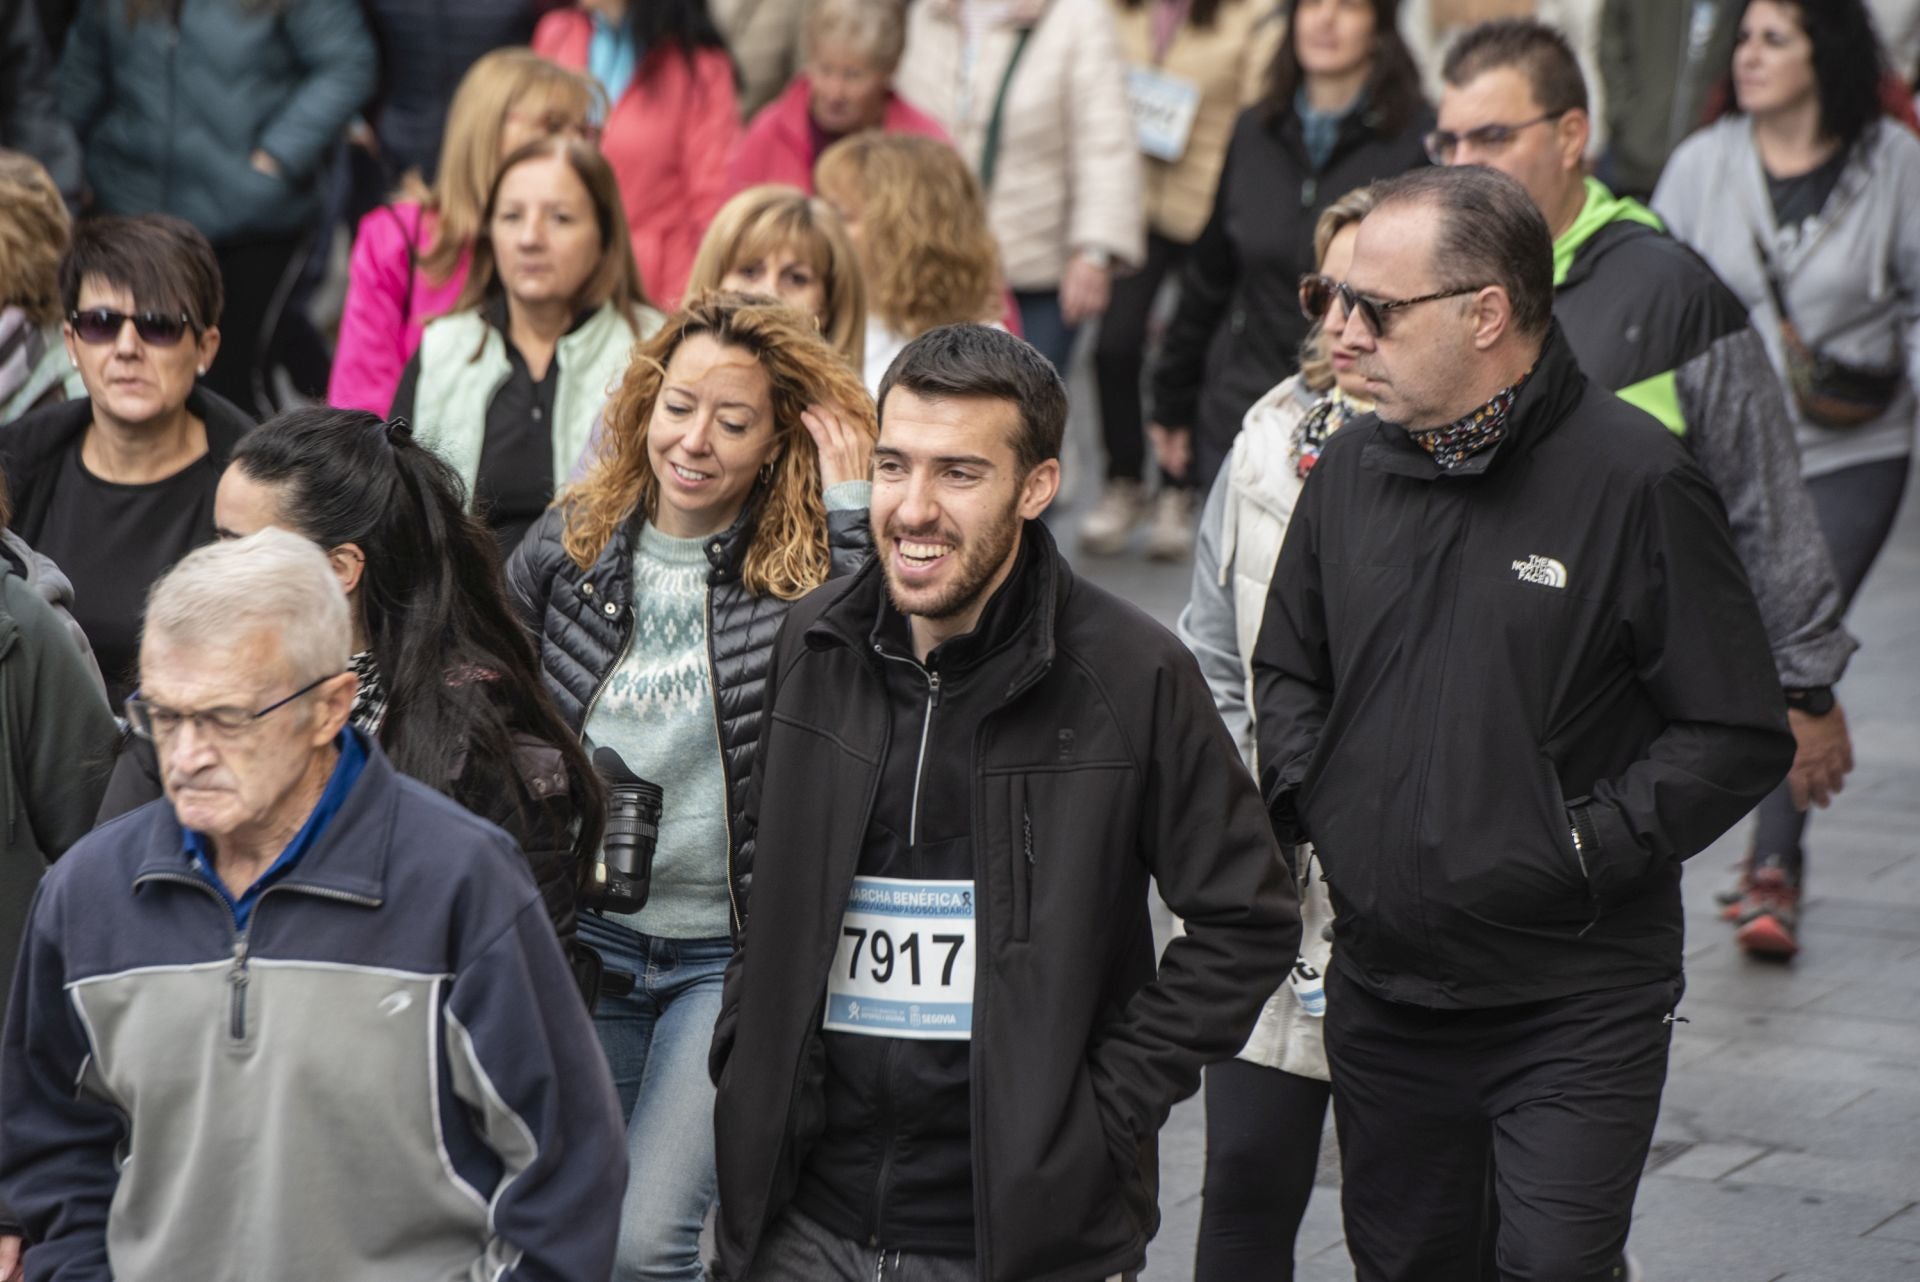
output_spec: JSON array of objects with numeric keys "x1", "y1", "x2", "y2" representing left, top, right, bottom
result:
[{"x1": 1511, "y1": 554, "x2": 1568, "y2": 589}]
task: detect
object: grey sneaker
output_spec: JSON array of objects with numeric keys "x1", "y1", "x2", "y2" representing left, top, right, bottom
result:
[
  {"x1": 1143, "y1": 486, "x2": 1195, "y2": 561},
  {"x1": 1080, "y1": 479, "x2": 1144, "y2": 555}
]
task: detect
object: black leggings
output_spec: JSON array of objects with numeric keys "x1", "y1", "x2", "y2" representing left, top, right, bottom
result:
[
  {"x1": 1750, "y1": 455, "x2": 1912, "y2": 875},
  {"x1": 1194, "y1": 1058, "x2": 1333, "y2": 1282},
  {"x1": 1092, "y1": 230, "x2": 1191, "y2": 488}
]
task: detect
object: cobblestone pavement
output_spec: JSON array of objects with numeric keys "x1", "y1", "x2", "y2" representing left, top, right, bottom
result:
[{"x1": 1070, "y1": 456, "x2": 1920, "y2": 1282}]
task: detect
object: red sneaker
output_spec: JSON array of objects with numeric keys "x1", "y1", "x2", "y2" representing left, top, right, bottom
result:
[{"x1": 1732, "y1": 867, "x2": 1801, "y2": 960}]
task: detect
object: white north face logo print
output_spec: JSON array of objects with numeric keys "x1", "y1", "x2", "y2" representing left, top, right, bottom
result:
[{"x1": 1512, "y1": 555, "x2": 1568, "y2": 589}]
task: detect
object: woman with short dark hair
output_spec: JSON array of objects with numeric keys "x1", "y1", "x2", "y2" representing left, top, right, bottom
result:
[
  {"x1": 1148, "y1": 0, "x2": 1430, "y2": 493},
  {"x1": 1654, "y1": 0, "x2": 1920, "y2": 959},
  {"x1": 0, "y1": 214, "x2": 250, "y2": 703}
]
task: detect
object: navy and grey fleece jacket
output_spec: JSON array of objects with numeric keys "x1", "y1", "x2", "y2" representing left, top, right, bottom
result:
[{"x1": 0, "y1": 732, "x2": 626, "y2": 1281}]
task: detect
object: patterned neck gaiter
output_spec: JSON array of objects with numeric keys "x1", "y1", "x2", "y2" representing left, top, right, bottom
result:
[
  {"x1": 1293, "y1": 387, "x2": 1372, "y2": 479},
  {"x1": 348, "y1": 649, "x2": 388, "y2": 737},
  {"x1": 1406, "y1": 367, "x2": 1533, "y2": 471}
]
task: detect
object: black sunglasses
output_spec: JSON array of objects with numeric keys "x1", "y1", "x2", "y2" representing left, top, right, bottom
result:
[
  {"x1": 68, "y1": 308, "x2": 196, "y2": 348},
  {"x1": 1298, "y1": 274, "x2": 1486, "y2": 338}
]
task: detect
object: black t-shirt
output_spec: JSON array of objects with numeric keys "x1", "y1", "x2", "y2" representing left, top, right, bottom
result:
[
  {"x1": 34, "y1": 441, "x2": 221, "y2": 703},
  {"x1": 1767, "y1": 147, "x2": 1848, "y2": 229},
  {"x1": 478, "y1": 329, "x2": 559, "y2": 557}
]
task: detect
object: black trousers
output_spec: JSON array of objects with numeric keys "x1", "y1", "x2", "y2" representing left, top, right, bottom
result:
[
  {"x1": 209, "y1": 234, "x2": 329, "y2": 417},
  {"x1": 1194, "y1": 1058, "x2": 1332, "y2": 1282},
  {"x1": 1092, "y1": 230, "x2": 1191, "y2": 488},
  {"x1": 1326, "y1": 965, "x2": 1679, "y2": 1282}
]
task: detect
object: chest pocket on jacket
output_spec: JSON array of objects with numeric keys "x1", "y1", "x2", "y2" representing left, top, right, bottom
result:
[{"x1": 986, "y1": 764, "x2": 1136, "y2": 954}]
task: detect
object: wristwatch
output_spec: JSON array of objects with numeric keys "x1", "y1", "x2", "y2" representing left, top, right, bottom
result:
[{"x1": 1784, "y1": 686, "x2": 1836, "y2": 716}]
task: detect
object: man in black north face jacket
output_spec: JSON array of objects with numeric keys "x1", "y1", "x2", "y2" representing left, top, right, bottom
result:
[
  {"x1": 1254, "y1": 168, "x2": 1793, "y2": 1280},
  {"x1": 710, "y1": 326, "x2": 1299, "y2": 1282}
]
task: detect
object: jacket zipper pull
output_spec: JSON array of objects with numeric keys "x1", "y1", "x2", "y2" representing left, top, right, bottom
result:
[
  {"x1": 228, "y1": 934, "x2": 251, "y2": 1040},
  {"x1": 927, "y1": 671, "x2": 942, "y2": 707}
]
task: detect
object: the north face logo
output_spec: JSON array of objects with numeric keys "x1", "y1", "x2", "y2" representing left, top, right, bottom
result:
[{"x1": 1512, "y1": 555, "x2": 1568, "y2": 589}]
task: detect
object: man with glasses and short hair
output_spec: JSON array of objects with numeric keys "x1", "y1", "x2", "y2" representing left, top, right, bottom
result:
[
  {"x1": 1433, "y1": 19, "x2": 1857, "y2": 958},
  {"x1": 0, "y1": 213, "x2": 254, "y2": 704},
  {"x1": 0, "y1": 528, "x2": 627, "y2": 1281},
  {"x1": 1253, "y1": 165, "x2": 1794, "y2": 1280}
]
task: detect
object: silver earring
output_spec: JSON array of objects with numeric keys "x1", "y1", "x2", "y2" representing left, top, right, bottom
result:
[{"x1": 197, "y1": 366, "x2": 207, "y2": 375}]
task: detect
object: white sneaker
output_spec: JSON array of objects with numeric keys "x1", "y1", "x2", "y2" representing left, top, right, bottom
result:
[
  {"x1": 1079, "y1": 479, "x2": 1144, "y2": 555},
  {"x1": 1143, "y1": 486, "x2": 1195, "y2": 561}
]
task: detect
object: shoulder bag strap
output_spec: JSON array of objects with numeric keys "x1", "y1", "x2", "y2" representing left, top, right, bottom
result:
[{"x1": 978, "y1": 27, "x2": 1035, "y2": 193}]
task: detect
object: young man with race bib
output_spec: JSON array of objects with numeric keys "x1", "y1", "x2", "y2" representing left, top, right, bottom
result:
[{"x1": 707, "y1": 324, "x2": 1299, "y2": 1282}]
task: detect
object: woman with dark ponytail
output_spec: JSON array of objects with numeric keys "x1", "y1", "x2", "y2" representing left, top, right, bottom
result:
[{"x1": 97, "y1": 407, "x2": 604, "y2": 953}]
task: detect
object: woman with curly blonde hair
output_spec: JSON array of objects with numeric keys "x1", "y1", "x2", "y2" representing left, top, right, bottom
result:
[
  {"x1": 815, "y1": 133, "x2": 1007, "y2": 392},
  {"x1": 504, "y1": 292, "x2": 872, "y2": 1280},
  {"x1": 684, "y1": 184, "x2": 867, "y2": 373}
]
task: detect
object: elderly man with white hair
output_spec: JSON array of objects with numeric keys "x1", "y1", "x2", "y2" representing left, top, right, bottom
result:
[{"x1": 0, "y1": 528, "x2": 626, "y2": 1281}]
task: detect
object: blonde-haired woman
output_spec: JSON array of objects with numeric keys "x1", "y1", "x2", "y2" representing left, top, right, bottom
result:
[
  {"x1": 816, "y1": 132, "x2": 1006, "y2": 391},
  {"x1": 506, "y1": 293, "x2": 873, "y2": 1281},
  {"x1": 329, "y1": 48, "x2": 601, "y2": 414},
  {"x1": 393, "y1": 137, "x2": 661, "y2": 554},
  {"x1": 1177, "y1": 182, "x2": 1377, "y2": 1280},
  {"x1": 684, "y1": 184, "x2": 867, "y2": 371},
  {"x1": 0, "y1": 151, "x2": 84, "y2": 424}
]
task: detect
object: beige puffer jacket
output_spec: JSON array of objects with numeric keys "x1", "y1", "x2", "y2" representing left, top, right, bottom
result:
[
  {"x1": 1109, "y1": 0, "x2": 1286, "y2": 244},
  {"x1": 899, "y1": 0, "x2": 1146, "y2": 290}
]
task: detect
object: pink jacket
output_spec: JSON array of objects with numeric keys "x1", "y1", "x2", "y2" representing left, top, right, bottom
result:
[
  {"x1": 726, "y1": 74, "x2": 951, "y2": 195},
  {"x1": 327, "y1": 202, "x2": 470, "y2": 415},
  {"x1": 535, "y1": 10, "x2": 740, "y2": 307}
]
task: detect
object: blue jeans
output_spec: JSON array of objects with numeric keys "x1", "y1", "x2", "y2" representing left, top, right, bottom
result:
[
  {"x1": 580, "y1": 912, "x2": 732, "y2": 1282},
  {"x1": 1014, "y1": 288, "x2": 1079, "y2": 375}
]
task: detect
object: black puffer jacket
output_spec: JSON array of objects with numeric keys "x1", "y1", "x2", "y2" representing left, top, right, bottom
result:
[{"x1": 506, "y1": 493, "x2": 872, "y2": 934}]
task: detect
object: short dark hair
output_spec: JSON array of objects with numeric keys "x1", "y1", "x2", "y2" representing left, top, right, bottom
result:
[
  {"x1": 876, "y1": 325, "x2": 1067, "y2": 475},
  {"x1": 1266, "y1": 0, "x2": 1424, "y2": 137},
  {"x1": 59, "y1": 215, "x2": 224, "y2": 332},
  {"x1": 1712, "y1": 0, "x2": 1885, "y2": 153},
  {"x1": 1441, "y1": 18, "x2": 1588, "y2": 118},
  {"x1": 1367, "y1": 166, "x2": 1555, "y2": 338}
]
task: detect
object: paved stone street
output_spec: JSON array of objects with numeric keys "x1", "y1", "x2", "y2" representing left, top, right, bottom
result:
[{"x1": 1071, "y1": 456, "x2": 1920, "y2": 1282}]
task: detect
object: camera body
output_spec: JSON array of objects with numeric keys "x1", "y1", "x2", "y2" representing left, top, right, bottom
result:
[{"x1": 586, "y1": 747, "x2": 664, "y2": 915}]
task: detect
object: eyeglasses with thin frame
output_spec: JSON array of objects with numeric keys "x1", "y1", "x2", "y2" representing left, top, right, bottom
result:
[
  {"x1": 68, "y1": 308, "x2": 196, "y2": 348},
  {"x1": 1422, "y1": 111, "x2": 1568, "y2": 165},
  {"x1": 1298, "y1": 274, "x2": 1486, "y2": 339},
  {"x1": 125, "y1": 672, "x2": 344, "y2": 744}
]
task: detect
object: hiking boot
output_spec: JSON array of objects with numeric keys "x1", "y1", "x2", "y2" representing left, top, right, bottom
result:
[
  {"x1": 1143, "y1": 486, "x2": 1195, "y2": 561},
  {"x1": 1079, "y1": 479, "x2": 1143, "y2": 555},
  {"x1": 1732, "y1": 866, "x2": 1801, "y2": 959}
]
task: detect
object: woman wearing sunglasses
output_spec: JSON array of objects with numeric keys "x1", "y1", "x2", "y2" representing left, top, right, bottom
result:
[
  {"x1": 1148, "y1": 0, "x2": 1430, "y2": 495},
  {"x1": 95, "y1": 407, "x2": 605, "y2": 968},
  {"x1": 0, "y1": 214, "x2": 251, "y2": 705},
  {"x1": 1177, "y1": 182, "x2": 1377, "y2": 1282},
  {"x1": 329, "y1": 49, "x2": 604, "y2": 417}
]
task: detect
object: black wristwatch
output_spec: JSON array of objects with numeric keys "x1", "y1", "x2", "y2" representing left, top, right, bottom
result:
[{"x1": 1784, "y1": 686, "x2": 1836, "y2": 716}]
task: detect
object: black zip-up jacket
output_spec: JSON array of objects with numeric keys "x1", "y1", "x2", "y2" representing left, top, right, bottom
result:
[
  {"x1": 505, "y1": 493, "x2": 871, "y2": 935},
  {"x1": 791, "y1": 537, "x2": 1045, "y2": 1255},
  {"x1": 1252, "y1": 327, "x2": 1794, "y2": 1009},
  {"x1": 709, "y1": 522, "x2": 1299, "y2": 1282},
  {"x1": 1149, "y1": 98, "x2": 1430, "y2": 488}
]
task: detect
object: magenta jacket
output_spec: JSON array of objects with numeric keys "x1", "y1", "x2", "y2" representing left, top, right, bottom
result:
[
  {"x1": 726, "y1": 74, "x2": 950, "y2": 196},
  {"x1": 327, "y1": 202, "x2": 471, "y2": 415}
]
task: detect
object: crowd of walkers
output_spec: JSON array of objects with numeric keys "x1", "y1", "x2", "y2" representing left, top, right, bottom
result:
[{"x1": 0, "y1": 0, "x2": 1914, "y2": 1280}]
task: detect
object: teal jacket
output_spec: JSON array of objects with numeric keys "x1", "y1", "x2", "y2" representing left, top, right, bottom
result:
[{"x1": 57, "y1": 0, "x2": 375, "y2": 242}]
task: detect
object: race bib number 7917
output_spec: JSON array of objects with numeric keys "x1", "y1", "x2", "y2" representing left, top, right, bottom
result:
[{"x1": 824, "y1": 876, "x2": 976, "y2": 1041}]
